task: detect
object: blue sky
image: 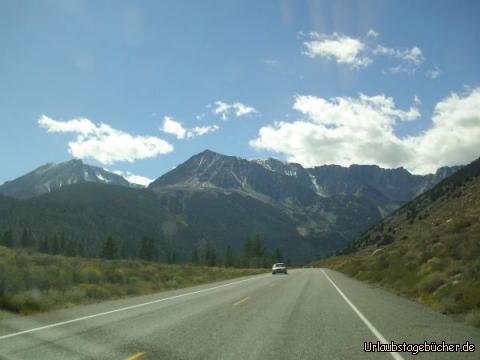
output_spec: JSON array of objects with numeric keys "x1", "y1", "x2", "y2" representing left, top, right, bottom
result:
[{"x1": 1, "y1": 0, "x2": 480, "y2": 185}]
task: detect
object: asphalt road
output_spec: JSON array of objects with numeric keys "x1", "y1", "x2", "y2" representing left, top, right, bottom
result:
[{"x1": 0, "y1": 269, "x2": 479, "y2": 360}]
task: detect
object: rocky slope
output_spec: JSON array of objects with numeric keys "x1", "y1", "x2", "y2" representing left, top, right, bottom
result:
[
  {"x1": 0, "y1": 159, "x2": 132, "y2": 198},
  {"x1": 317, "y1": 156, "x2": 480, "y2": 327}
]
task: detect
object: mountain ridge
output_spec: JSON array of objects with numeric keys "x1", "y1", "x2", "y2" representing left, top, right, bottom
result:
[
  {"x1": 149, "y1": 149, "x2": 461, "y2": 210},
  {"x1": 0, "y1": 159, "x2": 137, "y2": 199}
]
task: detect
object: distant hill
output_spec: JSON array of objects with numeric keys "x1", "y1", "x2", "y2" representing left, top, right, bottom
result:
[
  {"x1": 317, "y1": 156, "x2": 480, "y2": 327},
  {"x1": 0, "y1": 159, "x2": 133, "y2": 199}
]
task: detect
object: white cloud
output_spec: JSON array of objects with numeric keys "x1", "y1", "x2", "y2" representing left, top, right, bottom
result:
[
  {"x1": 426, "y1": 67, "x2": 441, "y2": 79},
  {"x1": 161, "y1": 116, "x2": 187, "y2": 139},
  {"x1": 39, "y1": 116, "x2": 97, "y2": 135},
  {"x1": 125, "y1": 174, "x2": 153, "y2": 187},
  {"x1": 374, "y1": 45, "x2": 423, "y2": 65},
  {"x1": 405, "y1": 88, "x2": 480, "y2": 173},
  {"x1": 302, "y1": 32, "x2": 372, "y2": 68},
  {"x1": 301, "y1": 31, "x2": 425, "y2": 73},
  {"x1": 111, "y1": 169, "x2": 153, "y2": 187},
  {"x1": 250, "y1": 88, "x2": 480, "y2": 174},
  {"x1": 112, "y1": 170, "x2": 153, "y2": 187},
  {"x1": 39, "y1": 115, "x2": 173, "y2": 164},
  {"x1": 366, "y1": 29, "x2": 379, "y2": 39},
  {"x1": 403, "y1": 47, "x2": 424, "y2": 65},
  {"x1": 161, "y1": 116, "x2": 219, "y2": 139},
  {"x1": 188, "y1": 125, "x2": 219, "y2": 138},
  {"x1": 374, "y1": 45, "x2": 424, "y2": 74},
  {"x1": 212, "y1": 101, "x2": 257, "y2": 120},
  {"x1": 234, "y1": 103, "x2": 257, "y2": 116}
]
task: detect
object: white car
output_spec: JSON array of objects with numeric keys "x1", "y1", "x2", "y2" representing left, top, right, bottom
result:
[{"x1": 272, "y1": 263, "x2": 287, "y2": 275}]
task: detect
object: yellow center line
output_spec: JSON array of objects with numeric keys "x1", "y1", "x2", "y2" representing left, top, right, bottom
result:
[
  {"x1": 123, "y1": 352, "x2": 146, "y2": 360},
  {"x1": 233, "y1": 296, "x2": 250, "y2": 306}
]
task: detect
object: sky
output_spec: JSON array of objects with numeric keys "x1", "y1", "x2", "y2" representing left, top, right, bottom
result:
[{"x1": 1, "y1": 0, "x2": 480, "y2": 186}]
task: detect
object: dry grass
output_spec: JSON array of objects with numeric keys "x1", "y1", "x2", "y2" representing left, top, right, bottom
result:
[
  {"x1": 0, "y1": 246, "x2": 266, "y2": 315},
  {"x1": 316, "y1": 178, "x2": 480, "y2": 328}
]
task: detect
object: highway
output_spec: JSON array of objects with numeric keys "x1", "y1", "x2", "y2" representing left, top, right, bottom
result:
[{"x1": 0, "y1": 269, "x2": 479, "y2": 359}]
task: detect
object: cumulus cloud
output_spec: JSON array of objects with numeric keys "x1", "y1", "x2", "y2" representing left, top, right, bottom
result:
[
  {"x1": 405, "y1": 88, "x2": 480, "y2": 173},
  {"x1": 160, "y1": 116, "x2": 219, "y2": 139},
  {"x1": 212, "y1": 101, "x2": 257, "y2": 120},
  {"x1": 302, "y1": 32, "x2": 372, "y2": 68},
  {"x1": 188, "y1": 125, "x2": 219, "y2": 137},
  {"x1": 39, "y1": 115, "x2": 173, "y2": 164},
  {"x1": 112, "y1": 170, "x2": 153, "y2": 187},
  {"x1": 250, "y1": 88, "x2": 480, "y2": 174},
  {"x1": 161, "y1": 116, "x2": 187, "y2": 139},
  {"x1": 301, "y1": 30, "x2": 425, "y2": 73}
]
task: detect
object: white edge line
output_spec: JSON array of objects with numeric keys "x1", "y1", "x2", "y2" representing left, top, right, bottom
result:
[
  {"x1": 322, "y1": 269, "x2": 404, "y2": 360},
  {"x1": 0, "y1": 274, "x2": 268, "y2": 341}
]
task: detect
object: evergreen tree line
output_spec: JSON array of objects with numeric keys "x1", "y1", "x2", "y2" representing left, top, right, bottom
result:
[
  {"x1": 190, "y1": 235, "x2": 288, "y2": 268},
  {"x1": 0, "y1": 230, "x2": 86, "y2": 257},
  {"x1": 1, "y1": 230, "x2": 288, "y2": 268}
]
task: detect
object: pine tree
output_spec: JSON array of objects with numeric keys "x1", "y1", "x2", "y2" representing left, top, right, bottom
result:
[
  {"x1": 120, "y1": 242, "x2": 128, "y2": 259},
  {"x1": 243, "y1": 235, "x2": 266, "y2": 268},
  {"x1": 1, "y1": 231, "x2": 14, "y2": 248},
  {"x1": 225, "y1": 245, "x2": 234, "y2": 267},
  {"x1": 167, "y1": 250, "x2": 177, "y2": 264},
  {"x1": 273, "y1": 248, "x2": 283, "y2": 263},
  {"x1": 244, "y1": 236, "x2": 254, "y2": 258},
  {"x1": 77, "y1": 243, "x2": 85, "y2": 257},
  {"x1": 39, "y1": 238, "x2": 50, "y2": 253},
  {"x1": 138, "y1": 236, "x2": 158, "y2": 262},
  {"x1": 100, "y1": 236, "x2": 118, "y2": 259},
  {"x1": 66, "y1": 240, "x2": 77, "y2": 257},
  {"x1": 50, "y1": 235, "x2": 60, "y2": 255},
  {"x1": 59, "y1": 233, "x2": 67, "y2": 255},
  {"x1": 251, "y1": 235, "x2": 265, "y2": 257},
  {"x1": 206, "y1": 245, "x2": 216, "y2": 267},
  {"x1": 191, "y1": 247, "x2": 199, "y2": 264},
  {"x1": 21, "y1": 229, "x2": 33, "y2": 248}
]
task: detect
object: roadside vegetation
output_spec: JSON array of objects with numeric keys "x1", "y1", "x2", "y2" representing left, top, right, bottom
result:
[
  {"x1": 0, "y1": 245, "x2": 266, "y2": 316},
  {"x1": 316, "y1": 158, "x2": 480, "y2": 328}
]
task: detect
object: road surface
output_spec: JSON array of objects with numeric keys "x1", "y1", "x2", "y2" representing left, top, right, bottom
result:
[{"x1": 0, "y1": 269, "x2": 479, "y2": 359}]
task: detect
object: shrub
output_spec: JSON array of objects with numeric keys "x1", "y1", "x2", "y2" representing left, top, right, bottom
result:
[
  {"x1": 0, "y1": 247, "x2": 266, "y2": 315},
  {"x1": 80, "y1": 266, "x2": 103, "y2": 284},
  {"x1": 465, "y1": 309, "x2": 480, "y2": 328},
  {"x1": 418, "y1": 272, "x2": 447, "y2": 293},
  {"x1": 79, "y1": 284, "x2": 109, "y2": 299}
]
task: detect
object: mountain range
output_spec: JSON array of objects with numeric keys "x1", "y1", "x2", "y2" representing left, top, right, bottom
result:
[{"x1": 0, "y1": 150, "x2": 462, "y2": 261}]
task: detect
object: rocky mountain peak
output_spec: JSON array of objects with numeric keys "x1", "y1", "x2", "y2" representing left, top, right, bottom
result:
[{"x1": 0, "y1": 159, "x2": 131, "y2": 199}]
